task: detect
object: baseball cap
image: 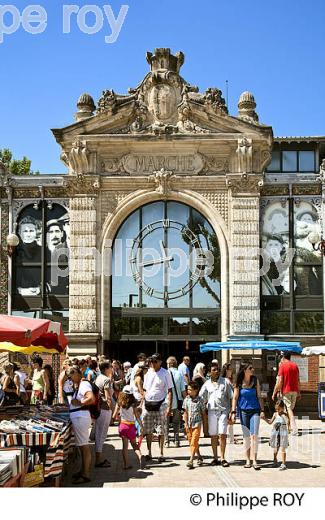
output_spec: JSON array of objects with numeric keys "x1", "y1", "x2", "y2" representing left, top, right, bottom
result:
[{"x1": 123, "y1": 361, "x2": 131, "y2": 368}]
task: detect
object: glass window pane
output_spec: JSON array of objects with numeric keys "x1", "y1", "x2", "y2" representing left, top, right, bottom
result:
[
  {"x1": 261, "y1": 311, "x2": 290, "y2": 334},
  {"x1": 111, "y1": 317, "x2": 139, "y2": 339},
  {"x1": 43, "y1": 310, "x2": 69, "y2": 331},
  {"x1": 266, "y1": 150, "x2": 280, "y2": 172},
  {"x1": 261, "y1": 295, "x2": 291, "y2": 310},
  {"x1": 299, "y1": 151, "x2": 315, "y2": 172},
  {"x1": 295, "y1": 296, "x2": 323, "y2": 310},
  {"x1": 294, "y1": 266, "x2": 322, "y2": 295},
  {"x1": 282, "y1": 151, "x2": 297, "y2": 172},
  {"x1": 11, "y1": 310, "x2": 40, "y2": 319},
  {"x1": 141, "y1": 317, "x2": 164, "y2": 335},
  {"x1": 46, "y1": 266, "x2": 69, "y2": 295},
  {"x1": 294, "y1": 312, "x2": 323, "y2": 334},
  {"x1": 191, "y1": 209, "x2": 221, "y2": 308},
  {"x1": 192, "y1": 316, "x2": 219, "y2": 335},
  {"x1": 112, "y1": 209, "x2": 140, "y2": 308},
  {"x1": 294, "y1": 200, "x2": 322, "y2": 262},
  {"x1": 168, "y1": 317, "x2": 190, "y2": 335},
  {"x1": 15, "y1": 267, "x2": 41, "y2": 296}
]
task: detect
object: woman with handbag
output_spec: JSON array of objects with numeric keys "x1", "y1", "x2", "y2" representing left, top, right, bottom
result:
[{"x1": 166, "y1": 357, "x2": 186, "y2": 447}]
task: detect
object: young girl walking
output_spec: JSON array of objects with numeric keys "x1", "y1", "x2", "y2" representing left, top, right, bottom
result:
[
  {"x1": 113, "y1": 385, "x2": 146, "y2": 470},
  {"x1": 265, "y1": 400, "x2": 289, "y2": 471}
]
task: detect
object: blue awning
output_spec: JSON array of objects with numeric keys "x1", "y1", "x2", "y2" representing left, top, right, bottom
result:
[{"x1": 200, "y1": 340, "x2": 302, "y2": 354}]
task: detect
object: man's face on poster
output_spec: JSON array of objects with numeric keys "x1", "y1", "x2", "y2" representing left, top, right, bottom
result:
[
  {"x1": 265, "y1": 238, "x2": 283, "y2": 262},
  {"x1": 19, "y1": 223, "x2": 37, "y2": 244},
  {"x1": 47, "y1": 224, "x2": 63, "y2": 249}
]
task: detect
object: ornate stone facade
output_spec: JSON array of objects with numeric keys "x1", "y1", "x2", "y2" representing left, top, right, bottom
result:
[{"x1": 4, "y1": 48, "x2": 278, "y2": 355}]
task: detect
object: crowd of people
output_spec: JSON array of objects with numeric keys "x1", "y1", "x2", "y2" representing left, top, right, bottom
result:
[{"x1": 0, "y1": 350, "x2": 301, "y2": 484}]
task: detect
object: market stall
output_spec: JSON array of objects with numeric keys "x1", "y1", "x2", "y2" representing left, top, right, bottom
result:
[
  {"x1": 0, "y1": 315, "x2": 72, "y2": 486},
  {"x1": 0, "y1": 404, "x2": 73, "y2": 486}
]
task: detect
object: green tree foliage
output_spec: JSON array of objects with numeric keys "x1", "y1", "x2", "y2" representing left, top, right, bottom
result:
[{"x1": 0, "y1": 148, "x2": 35, "y2": 175}]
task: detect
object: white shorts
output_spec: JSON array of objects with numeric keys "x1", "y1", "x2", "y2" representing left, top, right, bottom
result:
[
  {"x1": 208, "y1": 411, "x2": 228, "y2": 436},
  {"x1": 71, "y1": 415, "x2": 91, "y2": 446}
]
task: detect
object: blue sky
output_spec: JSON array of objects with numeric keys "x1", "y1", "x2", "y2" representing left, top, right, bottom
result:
[{"x1": 0, "y1": 0, "x2": 324, "y2": 173}]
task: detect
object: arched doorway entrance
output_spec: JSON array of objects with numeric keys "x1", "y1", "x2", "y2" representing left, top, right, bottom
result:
[{"x1": 105, "y1": 199, "x2": 224, "y2": 363}]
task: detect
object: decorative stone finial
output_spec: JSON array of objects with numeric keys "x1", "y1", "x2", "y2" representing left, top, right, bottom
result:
[
  {"x1": 146, "y1": 48, "x2": 184, "y2": 73},
  {"x1": 75, "y1": 93, "x2": 96, "y2": 121},
  {"x1": 238, "y1": 91, "x2": 259, "y2": 122}
]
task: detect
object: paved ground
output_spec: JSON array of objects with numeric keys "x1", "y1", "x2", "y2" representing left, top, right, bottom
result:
[{"x1": 62, "y1": 418, "x2": 325, "y2": 488}]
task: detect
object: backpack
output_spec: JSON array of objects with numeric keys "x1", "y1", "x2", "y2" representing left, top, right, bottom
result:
[
  {"x1": 86, "y1": 380, "x2": 101, "y2": 420},
  {"x1": 70, "y1": 379, "x2": 101, "y2": 420}
]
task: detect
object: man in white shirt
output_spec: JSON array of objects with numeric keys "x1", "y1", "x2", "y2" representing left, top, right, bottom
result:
[
  {"x1": 143, "y1": 353, "x2": 173, "y2": 462},
  {"x1": 200, "y1": 363, "x2": 233, "y2": 467}
]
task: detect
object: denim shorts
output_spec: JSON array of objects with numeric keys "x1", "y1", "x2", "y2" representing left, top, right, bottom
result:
[{"x1": 239, "y1": 409, "x2": 260, "y2": 437}]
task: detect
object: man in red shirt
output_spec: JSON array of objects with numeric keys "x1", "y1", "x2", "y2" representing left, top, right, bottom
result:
[{"x1": 272, "y1": 352, "x2": 301, "y2": 435}]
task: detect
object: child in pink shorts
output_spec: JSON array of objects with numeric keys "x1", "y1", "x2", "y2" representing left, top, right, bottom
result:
[{"x1": 113, "y1": 385, "x2": 145, "y2": 470}]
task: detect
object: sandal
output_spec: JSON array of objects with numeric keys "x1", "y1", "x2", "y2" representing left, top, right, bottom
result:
[
  {"x1": 95, "y1": 459, "x2": 111, "y2": 468},
  {"x1": 186, "y1": 461, "x2": 194, "y2": 469},
  {"x1": 244, "y1": 462, "x2": 252, "y2": 468},
  {"x1": 210, "y1": 459, "x2": 219, "y2": 466},
  {"x1": 253, "y1": 464, "x2": 261, "y2": 470},
  {"x1": 72, "y1": 475, "x2": 91, "y2": 485},
  {"x1": 221, "y1": 459, "x2": 230, "y2": 467},
  {"x1": 197, "y1": 457, "x2": 203, "y2": 466}
]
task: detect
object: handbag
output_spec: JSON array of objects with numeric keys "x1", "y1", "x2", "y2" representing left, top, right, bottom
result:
[
  {"x1": 144, "y1": 399, "x2": 165, "y2": 412},
  {"x1": 170, "y1": 370, "x2": 183, "y2": 411}
]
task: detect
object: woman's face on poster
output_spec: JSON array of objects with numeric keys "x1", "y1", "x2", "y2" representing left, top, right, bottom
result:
[
  {"x1": 265, "y1": 239, "x2": 283, "y2": 262},
  {"x1": 19, "y1": 223, "x2": 37, "y2": 244}
]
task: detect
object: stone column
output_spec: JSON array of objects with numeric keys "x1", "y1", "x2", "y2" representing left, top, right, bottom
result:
[
  {"x1": 227, "y1": 174, "x2": 263, "y2": 337},
  {"x1": 68, "y1": 195, "x2": 99, "y2": 354}
]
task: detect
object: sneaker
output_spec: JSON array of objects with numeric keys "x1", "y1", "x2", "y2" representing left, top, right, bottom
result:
[
  {"x1": 197, "y1": 457, "x2": 203, "y2": 466},
  {"x1": 186, "y1": 461, "x2": 194, "y2": 469},
  {"x1": 279, "y1": 464, "x2": 287, "y2": 471}
]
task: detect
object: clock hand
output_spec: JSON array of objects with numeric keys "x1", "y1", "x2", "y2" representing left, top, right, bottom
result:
[{"x1": 138, "y1": 256, "x2": 174, "y2": 268}]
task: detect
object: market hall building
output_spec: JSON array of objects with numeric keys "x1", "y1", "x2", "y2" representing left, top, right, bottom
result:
[{"x1": 0, "y1": 48, "x2": 324, "y2": 408}]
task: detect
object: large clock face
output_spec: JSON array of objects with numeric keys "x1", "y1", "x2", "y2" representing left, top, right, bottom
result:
[{"x1": 129, "y1": 219, "x2": 208, "y2": 300}]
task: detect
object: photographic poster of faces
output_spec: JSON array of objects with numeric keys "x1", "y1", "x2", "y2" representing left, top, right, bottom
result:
[
  {"x1": 261, "y1": 199, "x2": 323, "y2": 297},
  {"x1": 15, "y1": 203, "x2": 69, "y2": 296},
  {"x1": 294, "y1": 199, "x2": 322, "y2": 296},
  {"x1": 260, "y1": 200, "x2": 290, "y2": 296}
]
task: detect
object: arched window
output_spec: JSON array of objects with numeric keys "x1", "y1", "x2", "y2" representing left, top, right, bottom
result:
[
  {"x1": 111, "y1": 201, "x2": 221, "y2": 340},
  {"x1": 12, "y1": 202, "x2": 69, "y2": 330}
]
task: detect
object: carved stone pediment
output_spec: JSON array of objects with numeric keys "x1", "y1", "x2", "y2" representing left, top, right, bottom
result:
[{"x1": 54, "y1": 48, "x2": 272, "y2": 140}]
